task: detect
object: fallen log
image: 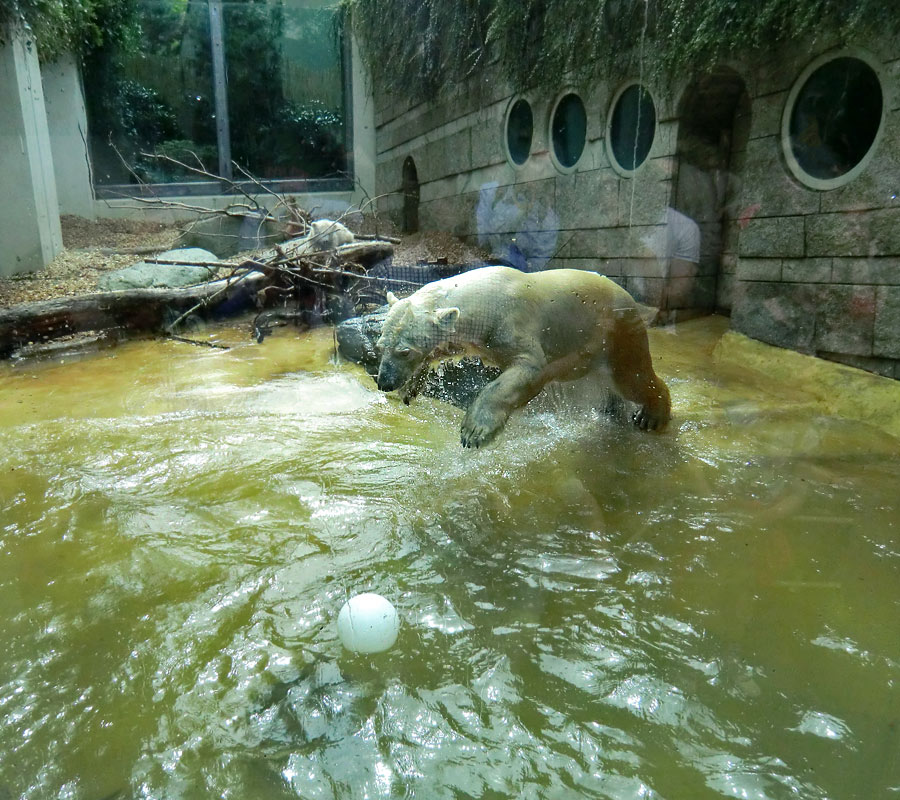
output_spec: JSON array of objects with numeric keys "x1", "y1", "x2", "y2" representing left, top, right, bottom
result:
[
  {"x1": 0, "y1": 271, "x2": 268, "y2": 359},
  {"x1": 0, "y1": 238, "x2": 397, "y2": 360}
]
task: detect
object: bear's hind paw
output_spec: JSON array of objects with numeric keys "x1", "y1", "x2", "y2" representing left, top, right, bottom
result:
[{"x1": 632, "y1": 406, "x2": 669, "y2": 432}]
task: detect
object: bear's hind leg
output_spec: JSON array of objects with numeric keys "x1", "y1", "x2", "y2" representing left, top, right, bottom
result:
[{"x1": 608, "y1": 312, "x2": 671, "y2": 432}]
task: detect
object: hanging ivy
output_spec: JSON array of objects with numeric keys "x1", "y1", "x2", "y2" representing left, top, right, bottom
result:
[
  {"x1": 0, "y1": 0, "x2": 140, "y2": 62},
  {"x1": 341, "y1": 0, "x2": 900, "y2": 98}
]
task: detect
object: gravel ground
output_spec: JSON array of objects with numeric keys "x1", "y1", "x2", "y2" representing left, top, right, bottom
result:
[
  {"x1": 0, "y1": 217, "x2": 488, "y2": 309},
  {"x1": 0, "y1": 217, "x2": 182, "y2": 307}
]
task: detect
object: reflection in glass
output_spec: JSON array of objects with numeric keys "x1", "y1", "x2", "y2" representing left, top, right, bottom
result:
[
  {"x1": 84, "y1": 0, "x2": 218, "y2": 185},
  {"x1": 225, "y1": 0, "x2": 347, "y2": 180}
]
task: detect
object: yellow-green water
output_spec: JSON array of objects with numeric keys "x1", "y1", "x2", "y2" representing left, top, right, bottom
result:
[{"x1": 1, "y1": 317, "x2": 898, "y2": 799}]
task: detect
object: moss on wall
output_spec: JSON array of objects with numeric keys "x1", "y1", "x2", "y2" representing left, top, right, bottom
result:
[{"x1": 342, "y1": 0, "x2": 899, "y2": 98}]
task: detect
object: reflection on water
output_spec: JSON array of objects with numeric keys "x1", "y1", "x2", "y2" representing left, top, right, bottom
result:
[{"x1": 0, "y1": 317, "x2": 898, "y2": 799}]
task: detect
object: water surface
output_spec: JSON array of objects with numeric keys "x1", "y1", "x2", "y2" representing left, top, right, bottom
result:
[{"x1": 1, "y1": 318, "x2": 898, "y2": 799}]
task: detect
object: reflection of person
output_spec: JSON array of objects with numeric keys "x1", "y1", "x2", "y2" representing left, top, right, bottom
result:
[
  {"x1": 649, "y1": 207, "x2": 701, "y2": 326},
  {"x1": 475, "y1": 181, "x2": 559, "y2": 272},
  {"x1": 664, "y1": 207, "x2": 700, "y2": 264}
]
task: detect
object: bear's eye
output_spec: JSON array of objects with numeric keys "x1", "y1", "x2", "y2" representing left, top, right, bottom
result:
[{"x1": 395, "y1": 347, "x2": 412, "y2": 358}]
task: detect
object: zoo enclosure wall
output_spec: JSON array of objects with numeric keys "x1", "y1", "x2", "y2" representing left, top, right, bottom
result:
[{"x1": 372, "y1": 31, "x2": 900, "y2": 381}]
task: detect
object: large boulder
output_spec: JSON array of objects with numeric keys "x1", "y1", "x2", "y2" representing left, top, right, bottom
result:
[
  {"x1": 97, "y1": 248, "x2": 221, "y2": 291},
  {"x1": 176, "y1": 212, "x2": 284, "y2": 257}
]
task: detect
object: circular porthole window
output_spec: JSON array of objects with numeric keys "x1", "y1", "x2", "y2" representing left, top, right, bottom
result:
[
  {"x1": 505, "y1": 97, "x2": 533, "y2": 166},
  {"x1": 608, "y1": 82, "x2": 656, "y2": 175},
  {"x1": 550, "y1": 92, "x2": 587, "y2": 171},
  {"x1": 783, "y1": 52, "x2": 884, "y2": 190}
]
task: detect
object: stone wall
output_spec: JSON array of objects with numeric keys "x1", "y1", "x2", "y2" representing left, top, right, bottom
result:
[{"x1": 372, "y1": 35, "x2": 900, "y2": 379}]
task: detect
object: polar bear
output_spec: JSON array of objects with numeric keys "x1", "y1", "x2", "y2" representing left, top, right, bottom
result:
[{"x1": 375, "y1": 266, "x2": 671, "y2": 448}]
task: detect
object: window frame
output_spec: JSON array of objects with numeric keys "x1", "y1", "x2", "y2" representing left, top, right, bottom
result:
[
  {"x1": 606, "y1": 80, "x2": 657, "y2": 178},
  {"x1": 547, "y1": 89, "x2": 587, "y2": 174},
  {"x1": 503, "y1": 95, "x2": 535, "y2": 168},
  {"x1": 91, "y1": 1, "x2": 355, "y2": 200},
  {"x1": 780, "y1": 48, "x2": 887, "y2": 191}
]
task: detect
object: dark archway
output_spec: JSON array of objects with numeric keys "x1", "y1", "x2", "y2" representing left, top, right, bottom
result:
[
  {"x1": 401, "y1": 156, "x2": 420, "y2": 234},
  {"x1": 671, "y1": 67, "x2": 751, "y2": 315}
]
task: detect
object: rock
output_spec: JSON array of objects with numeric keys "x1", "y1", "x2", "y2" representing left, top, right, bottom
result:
[
  {"x1": 335, "y1": 306, "x2": 389, "y2": 373},
  {"x1": 176, "y1": 212, "x2": 284, "y2": 257},
  {"x1": 97, "y1": 248, "x2": 221, "y2": 291},
  {"x1": 336, "y1": 307, "x2": 499, "y2": 409}
]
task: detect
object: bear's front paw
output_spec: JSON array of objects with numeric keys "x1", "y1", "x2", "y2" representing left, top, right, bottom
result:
[{"x1": 460, "y1": 406, "x2": 506, "y2": 449}]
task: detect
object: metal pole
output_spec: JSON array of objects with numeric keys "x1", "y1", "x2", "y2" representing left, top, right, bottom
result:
[{"x1": 208, "y1": 0, "x2": 232, "y2": 181}]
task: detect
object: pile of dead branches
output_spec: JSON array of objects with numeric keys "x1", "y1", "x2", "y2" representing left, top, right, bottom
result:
[
  {"x1": 0, "y1": 227, "x2": 399, "y2": 359},
  {"x1": 0, "y1": 152, "x2": 406, "y2": 359}
]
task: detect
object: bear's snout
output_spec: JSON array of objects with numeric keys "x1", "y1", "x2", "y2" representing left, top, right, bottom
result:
[
  {"x1": 376, "y1": 372, "x2": 397, "y2": 392},
  {"x1": 375, "y1": 359, "x2": 403, "y2": 392}
]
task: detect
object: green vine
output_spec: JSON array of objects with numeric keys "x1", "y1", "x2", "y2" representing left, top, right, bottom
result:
[
  {"x1": 0, "y1": 0, "x2": 140, "y2": 62},
  {"x1": 341, "y1": 0, "x2": 900, "y2": 98}
]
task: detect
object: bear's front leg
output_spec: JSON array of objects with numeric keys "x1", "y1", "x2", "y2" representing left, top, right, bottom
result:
[
  {"x1": 460, "y1": 360, "x2": 545, "y2": 448},
  {"x1": 398, "y1": 361, "x2": 430, "y2": 405}
]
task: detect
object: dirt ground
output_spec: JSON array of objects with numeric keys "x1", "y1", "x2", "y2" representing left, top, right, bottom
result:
[{"x1": 0, "y1": 216, "x2": 489, "y2": 309}]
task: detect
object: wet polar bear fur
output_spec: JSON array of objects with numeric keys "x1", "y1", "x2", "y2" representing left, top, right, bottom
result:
[{"x1": 375, "y1": 266, "x2": 671, "y2": 448}]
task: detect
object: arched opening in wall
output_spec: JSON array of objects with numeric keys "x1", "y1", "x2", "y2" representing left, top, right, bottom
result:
[
  {"x1": 672, "y1": 66, "x2": 751, "y2": 318},
  {"x1": 401, "y1": 156, "x2": 420, "y2": 234}
]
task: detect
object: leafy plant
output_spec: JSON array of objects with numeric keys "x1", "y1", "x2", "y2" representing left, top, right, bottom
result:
[{"x1": 0, "y1": 0, "x2": 140, "y2": 62}]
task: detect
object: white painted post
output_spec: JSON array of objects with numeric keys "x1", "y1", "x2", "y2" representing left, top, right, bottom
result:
[{"x1": 0, "y1": 25, "x2": 63, "y2": 277}]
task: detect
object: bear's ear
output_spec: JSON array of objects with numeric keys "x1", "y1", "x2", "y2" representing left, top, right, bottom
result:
[
  {"x1": 386, "y1": 291, "x2": 400, "y2": 306},
  {"x1": 433, "y1": 306, "x2": 460, "y2": 334}
]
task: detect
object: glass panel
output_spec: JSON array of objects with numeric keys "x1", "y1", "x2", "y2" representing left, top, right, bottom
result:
[
  {"x1": 83, "y1": 0, "x2": 349, "y2": 189},
  {"x1": 224, "y1": 0, "x2": 348, "y2": 181},
  {"x1": 84, "y1": 0, "x2": 219, "y2": 186}
]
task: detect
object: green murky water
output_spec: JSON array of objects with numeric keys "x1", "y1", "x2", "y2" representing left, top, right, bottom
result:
[{"x1": 1, "y1": 318, "x2": 898, "y2": 799}]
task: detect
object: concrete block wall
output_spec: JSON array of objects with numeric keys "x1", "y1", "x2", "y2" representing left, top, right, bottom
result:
[
  {"x1": 372, "y1": 35, "x2": 900, "y2": 379},
  {"x1": 731, "y1": 39, "x2": 900, "y2": 379},
  {"x1": 374, "y1": 63, "x2": 680, "y2": 307}
]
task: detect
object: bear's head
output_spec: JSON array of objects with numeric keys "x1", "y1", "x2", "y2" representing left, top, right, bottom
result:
[{"x1": 375, "y1": 292, "x2": 460, "y2": 393}]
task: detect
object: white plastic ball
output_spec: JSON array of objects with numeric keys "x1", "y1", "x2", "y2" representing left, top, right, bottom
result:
[{"x1": 337, "y1": 593, "x2": 400, "y2": 653}]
